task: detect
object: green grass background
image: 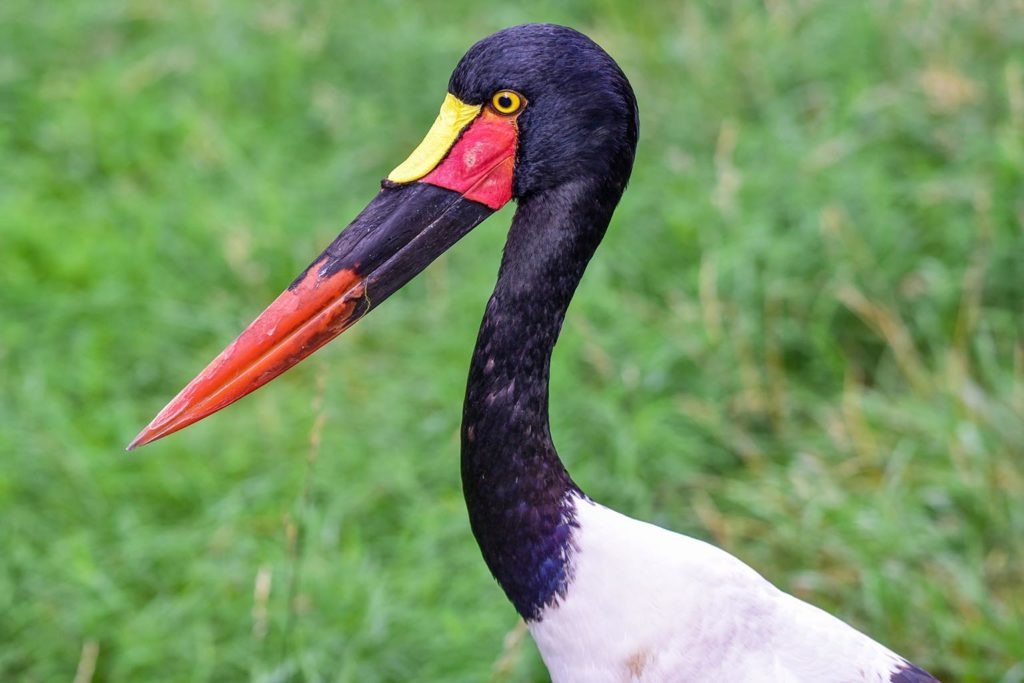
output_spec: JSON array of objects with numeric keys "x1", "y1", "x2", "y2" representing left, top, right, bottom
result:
[{"x1": 2, "y1": 0, "x2": 1023, "y2": 681}]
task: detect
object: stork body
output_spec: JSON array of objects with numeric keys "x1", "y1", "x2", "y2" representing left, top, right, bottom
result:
[
  {"x1": 132, "y1": 24, "x2": 940, "y2": 683},
  {"x1": 531, "y1": 497, "x2": 932, "y2": 682}
]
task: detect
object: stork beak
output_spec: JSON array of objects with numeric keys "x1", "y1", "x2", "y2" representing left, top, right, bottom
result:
[{"x1": 128, "y1": 95, "x2": 518, "y2": 450}]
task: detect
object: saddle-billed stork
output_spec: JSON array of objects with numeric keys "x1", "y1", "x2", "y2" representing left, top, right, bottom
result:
[{"x1": 130, "y1": 23, "x2": 939, "y2": 683}]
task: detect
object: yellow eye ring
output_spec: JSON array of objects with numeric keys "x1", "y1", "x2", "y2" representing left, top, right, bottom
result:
[{"x1": 491, "y1": 90, "x2": 524, "y2": 115}]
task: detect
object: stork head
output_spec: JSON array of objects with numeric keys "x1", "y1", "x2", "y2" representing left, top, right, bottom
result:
[{"x1": 129, "y1": 24, "x2": 638, "y2": 449}]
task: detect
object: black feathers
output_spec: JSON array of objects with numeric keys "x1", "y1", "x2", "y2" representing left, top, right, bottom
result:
[
  {"x1": 891, "y1": 661, "x2": 942, "y2": 682},
  {"x1": 460, "y1": 180, "x2": 615, "y2": 620},
  {"x1": 452, "y1": 24, "x2": 639, "y2": 620}
]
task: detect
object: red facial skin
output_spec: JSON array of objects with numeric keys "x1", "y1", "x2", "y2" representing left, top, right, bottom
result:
[{"x1": 421, "y1": 108, "x2": 517, "y2": 210}]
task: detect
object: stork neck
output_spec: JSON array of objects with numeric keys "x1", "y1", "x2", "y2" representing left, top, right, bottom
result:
[{"x1": 460, "y1": 178, "x2": 622, "y2": 620}]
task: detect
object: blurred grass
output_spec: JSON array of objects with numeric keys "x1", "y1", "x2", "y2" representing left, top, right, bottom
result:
[{"x1": 1, "y1": 0, "x2": 1023, "y2": 681}]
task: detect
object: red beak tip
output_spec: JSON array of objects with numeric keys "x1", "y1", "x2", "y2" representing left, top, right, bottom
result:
[
  {"x1": 126, "y1": 432, "x2": 149, "y2": 452},
  {"x1": 126, "y1": 421, "x2": 166, "y2": 451}
]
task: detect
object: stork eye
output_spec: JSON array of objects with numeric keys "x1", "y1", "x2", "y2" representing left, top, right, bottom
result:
[{"x1": 491, "y1": 90, "x2": 524, "y2": 115}]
